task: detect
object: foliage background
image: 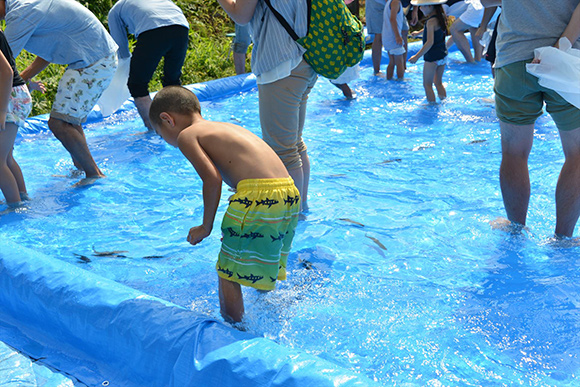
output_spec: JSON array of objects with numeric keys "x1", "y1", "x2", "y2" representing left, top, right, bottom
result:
[{"x1": 16, "y1": 0, "x2": 239, "y2": 116}]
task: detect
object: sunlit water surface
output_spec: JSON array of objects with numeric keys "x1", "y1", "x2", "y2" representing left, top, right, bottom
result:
[{"x1": 2, "y1": 50, "x2": 580, "y2": 386}]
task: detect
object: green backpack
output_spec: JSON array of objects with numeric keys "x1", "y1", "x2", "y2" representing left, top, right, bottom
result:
[{"x1": 265, "y1": 0, "x2": 365, "y2": 80}]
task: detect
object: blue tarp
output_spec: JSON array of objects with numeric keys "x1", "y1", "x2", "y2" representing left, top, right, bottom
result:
[
  {"x1": 0, "y1": 55, "x2": 385, "y2": 385},
  {"x1": 0, "y1": 240, "x2": 376, "y2": 386}
]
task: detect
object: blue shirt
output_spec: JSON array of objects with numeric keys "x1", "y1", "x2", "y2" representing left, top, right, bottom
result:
[
  {"x1": 108, "y1": 0, "x2": 189, "y2": 59},
  {"x1": 4, "y1": 0, "x2": 118, "y2": 70}
]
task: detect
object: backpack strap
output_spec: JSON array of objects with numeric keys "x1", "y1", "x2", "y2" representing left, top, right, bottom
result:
[{"x1": 263, "y1": 0, "x2": 301, "y2": 41}]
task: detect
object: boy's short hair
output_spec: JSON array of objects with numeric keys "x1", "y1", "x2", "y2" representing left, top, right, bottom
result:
[{"x1": 149, "y1": 86, "x2": 202, "y2": 127}]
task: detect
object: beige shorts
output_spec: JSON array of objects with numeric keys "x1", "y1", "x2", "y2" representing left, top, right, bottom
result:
[
  {"x1": 258, "y1": 60, "x2": 318, "y2": 170},
  {"x1": 495, "y1": 60, "x2": 580, "y2": 131},
  {"x1": 6, "y1": 84, "x2": 32, "y2": 128},
  {"x1": 51, "y1": 52, "x2": 118, "y2": 125}
]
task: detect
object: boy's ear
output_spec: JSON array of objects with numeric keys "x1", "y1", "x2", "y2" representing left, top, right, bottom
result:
[{"x1": 159, "y1": 112, "x2": 175, "y2": 127}]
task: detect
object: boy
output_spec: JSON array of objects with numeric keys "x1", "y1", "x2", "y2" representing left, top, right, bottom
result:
[{"x1": 149, "y1": 86, "x2": 301, "y2": 322}]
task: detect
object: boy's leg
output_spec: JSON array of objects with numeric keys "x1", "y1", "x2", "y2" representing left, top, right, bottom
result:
[
  {"x1": 372, "y1": 34, "x2": 383, "y2": 75},
  {"x1": 395, "y1": 54, "x2": 405, "y2": 79},
  {"x1": 0, "y1": 123, "x2": 20, "y2": 203},
  {"x1": 555, "y1": 126, "x2": 580, "y2": 237},
  {"x1": 386, "y1": 54, "x2": 395, "y2": 80},
  {"x1": 422, "y1": 61, "x2": 437, "y2": 102},
  {"x1": 434, "y1": 64, "x2": 446, "y2": 99},
  {"x1": 219, "y1": 276, "x2": 244, "y2": 323},
  {"x1": 469, "y1": 27, "x2": 483, "y2": 61},
  {"x1": 499, "y1": 121, "x2": 534, "y2": 226}
]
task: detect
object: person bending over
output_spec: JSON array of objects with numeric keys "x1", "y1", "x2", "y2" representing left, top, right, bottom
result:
[{"x1": 149, "y1": 86, "x2": 301, "y2": 323}]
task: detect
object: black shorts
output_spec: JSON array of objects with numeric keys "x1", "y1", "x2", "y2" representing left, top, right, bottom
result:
[{"x1": 128, "y1": 25, "x2": 189, "y2": 98}]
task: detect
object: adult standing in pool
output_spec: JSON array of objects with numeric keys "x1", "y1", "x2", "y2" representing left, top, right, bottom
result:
[
  {"x1": 482, "y1": 0, "x2": 580, "y2": 237},
  {"x1": 108, "y1": 0, "x2": 190, "y2": 131},
  {"x1": 0, "y1": 0, "x2": 118, "y2": 180},
  {"x1": 215, "y1": 0, "x2": 317, "y2": 212}
]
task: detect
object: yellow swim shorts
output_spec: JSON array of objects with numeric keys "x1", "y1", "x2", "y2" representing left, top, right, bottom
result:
[{"x1": 216, "y1": 177, "x2": 300, "y2": 291}]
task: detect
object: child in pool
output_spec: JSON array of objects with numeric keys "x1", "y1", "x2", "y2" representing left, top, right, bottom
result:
[
  {"x1": 0, "y1": 29, "x2": 42, "y2": 207},
  {"x1": 409, "y1": 0, "x2": 449, "y2": 102},
  {"x1": 382, "y1": 0, "x2": 406, "y2": 80},
  {"x1": 149, "y1": 86, "x2": 301, "y2": 323}
]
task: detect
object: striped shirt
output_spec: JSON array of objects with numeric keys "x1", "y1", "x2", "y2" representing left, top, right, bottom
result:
[{"x1": 249, "y1": 0, "x2": 308, "y2": 77}]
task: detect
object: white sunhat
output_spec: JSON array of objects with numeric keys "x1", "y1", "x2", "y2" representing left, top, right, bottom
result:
[{"x1": 410, "y1": 0, "x2": 448, "y2": 5}]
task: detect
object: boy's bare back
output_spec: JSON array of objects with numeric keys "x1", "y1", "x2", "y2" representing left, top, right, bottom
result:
[{"x1": 178, "y1": 117, "x2": 289, "y2": 189}]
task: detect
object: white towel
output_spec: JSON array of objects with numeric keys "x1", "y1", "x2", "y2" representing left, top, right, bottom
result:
[
  {"x1": 526, "y1": 38, "x2": 580, "y2": 109},
  {"x1": 96, "y1": 56, "x2": 131, "y2": 117}
]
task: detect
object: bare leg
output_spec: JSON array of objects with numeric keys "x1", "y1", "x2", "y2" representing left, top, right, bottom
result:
[
  {"x1": 219, "y1": 277, "x2": 244, "y2": 323},
  {"x1": 469, "y1": 27, "x2": 483, "y2": 61},
  {"x1": 555, "y1": 127, "x2": 580, "y2": 237},
  {"x1": 434, "y1": 64, "x2": 446, "y2": 100},
  {"x1": 300, "y1": 150, "x2": 310, "y2": 211},
  {"x1": 499, "y1": 121, "x2": 534, "y2": 226},
  {"x1": 402, "y1": 30, "x2": 409, "y2": 69},
  {"x1": 233, "y1": 52, "x2": 246, "y2": 75},
  {"x1": 0, "y1": 123, "x2": 21, "y2": 204},
  {"x1": 332, "y1": 83, "x2": 354, "y2": 99},
  {"x1": 450, "y1": 20, "x2": 475, "y2": 63},
  {"x1": 395, "y1": 54, "x2": 405, "y2": 79},
  {"x1": 386, "y1": 54, "x2": 395, "y2": 80},
  {"x1": 422, "y1": 61, "x2": 437, "y2": 102},
  {"x1": 372, "y1": 34, "x2": 383, "y2": 75},
  {"x1": 48, "y1": 117, "x2": 104, "y2": 178},
  {"x1": 134, "y1": 95, "x2": 153, "y2": 131}
]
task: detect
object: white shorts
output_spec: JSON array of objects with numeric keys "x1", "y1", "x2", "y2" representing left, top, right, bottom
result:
[
  {"x1": 388, "y1": 46, "x2": 406, "y2": 56},
  {"x1": 459, "y1": 3, "x2": 484, "y2": 28},
  {"x1": 51, "y1": 52, "x2": 118, "y2": 125},
  {"x1": 427, "y1": 56, "x2": 448, "y2": 66},
  {"x1": 330, "y1": 65, "x2": 360, "y2": 84},
  {"x1": 443, "y1": 1, "x2": 468, "y2": 18}
]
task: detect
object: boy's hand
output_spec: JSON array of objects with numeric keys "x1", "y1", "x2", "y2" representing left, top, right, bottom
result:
[
  {"x1": 187, "y1": 225, "x2": 211, "y2": 245},
  {"x1": 409, "y1": 55, "x2": 418, "y2": 64},
  {"x1": 28, "y1": 81, "x2": 46, "y2": 93}
]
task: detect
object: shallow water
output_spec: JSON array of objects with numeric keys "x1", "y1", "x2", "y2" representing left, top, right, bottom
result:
[{"x1": 2, "y1": 50, "x2": 580, "y2": 386}]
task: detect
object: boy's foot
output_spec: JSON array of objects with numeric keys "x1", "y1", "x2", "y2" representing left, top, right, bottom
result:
[
  {"x1": 373, "y1": 71, "x2": 385, "y2": 78},
  {"x1": 73, "y1": 176, "x2": 103, "y2": 187}
]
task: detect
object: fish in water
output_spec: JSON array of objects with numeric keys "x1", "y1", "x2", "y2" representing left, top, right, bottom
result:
[
  {"x1": 143, "y1": 255, "x2": 165, "y2": 259},
  {"x1": 92, "y1": 246, "x2": 128, "y2": 258},
  {"x1": 365, "y1": 234, "x2": 387, "y2": 250},
  {"x1": 469, "y1": 139, "x2": 487, "y2": 144},
  {"x1": 74, "y1": 253, "x2": 91, "y2": 263},
  {"x1": 376, "y1": 158, "x2": 402, "y2": 164},
  {"x1": 339, "y1": 218, "x2": 365, "y2": 227}
]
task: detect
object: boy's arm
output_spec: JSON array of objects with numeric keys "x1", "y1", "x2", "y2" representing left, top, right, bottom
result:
[
  {"x1": 389, "y1": 0, "x2": 403, "y2": 45},
  {"x1": 178, "y1": 134, "x2": 223, "y2": 245},
  {"x1": 561, "y1": 2, "x2": 580, "y2": 47},
  {"x1": 19, "y1": 56, "x2": 50, "y2": 83}
]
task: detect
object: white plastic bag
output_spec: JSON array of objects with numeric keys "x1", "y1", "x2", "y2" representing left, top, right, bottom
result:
[
  {"x1": 526, "y1": 38, "x2": 580, "y2": 109},
  {"x1": 96, "y1": 56, "x2": 131, "y2": 117}
]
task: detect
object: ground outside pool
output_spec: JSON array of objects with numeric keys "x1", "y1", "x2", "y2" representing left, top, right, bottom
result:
[{"x1": 1, "y1": 44, "x2": 580, "y2": 386}]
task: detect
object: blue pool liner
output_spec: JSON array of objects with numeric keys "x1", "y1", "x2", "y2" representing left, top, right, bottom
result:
[
  {"x1": 0, "y1": 239, "x2": 376, "y2": 386},
  {"x1": 1, "y1": 42, "x2": 454, "y2": 385}
]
